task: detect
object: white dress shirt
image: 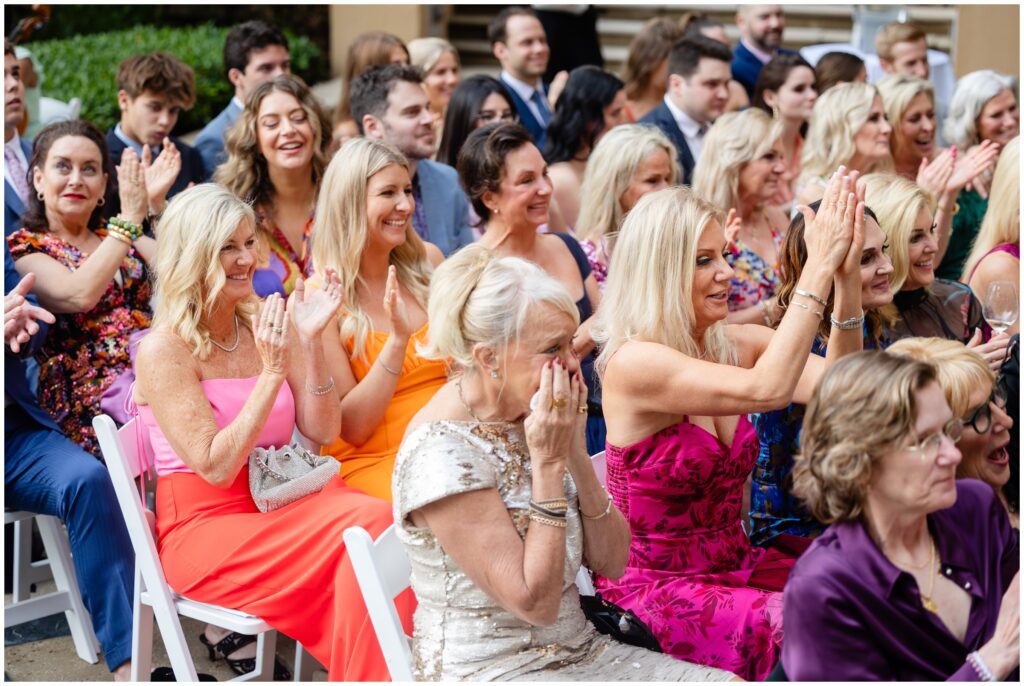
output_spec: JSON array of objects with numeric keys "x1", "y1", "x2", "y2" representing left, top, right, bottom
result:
[
  {"x1": 500, "y1": 70, "x2": 549, "y2": 125},
  {"x1": 663, "y1": 94, "x2": 710, "y2": 163}
]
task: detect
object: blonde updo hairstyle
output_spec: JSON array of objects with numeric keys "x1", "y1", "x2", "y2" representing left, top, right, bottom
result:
[
  {"x1": 575, "y1": 124, "x2": 679, "y2": 247},
  {"x1": 859, "y1": 172, "x2": 935, "y2": 291},
  {"x1": 801, "y1": 82, "x2": 889, "y2": 185},
  {"x1": 152, "y1": 184, "x2": 258, "y2": 360},
  {"x1": 419, "y1": 243, "x2": 580, "y2": 375},
  {"x1": 693, "y1": 108, "x2": 784, "y2": 213},
  {"x1": 310, "y1": 137, "x2": 433, "y2": 362},
  {"x1": 594, "y1": 187, "x2": 736, "y2": 376},
  {"x1": 792, "y1": 350, "x2": 938, "y2": 524},
  {"x1": 876, "y1": 74, "x2": 935, "y2": 161}
]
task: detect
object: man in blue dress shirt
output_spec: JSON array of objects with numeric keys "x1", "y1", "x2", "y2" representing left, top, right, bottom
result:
[{"x1": 194, "y1": 21, "x2": 291, "y2": 179}]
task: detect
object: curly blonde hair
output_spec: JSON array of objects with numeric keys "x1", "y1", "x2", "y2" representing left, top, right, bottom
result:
[
  {"x1": 860, "y1": 172, "x2": 935, "y2": 292},
  {"x1": 309, "y1": 137, "x2": 433, "y2": 362},
  {"x1": 152, "y1": 184, "x2": 258, "y2": 360},
  {"x1": 800, "y1": 82, "x2": 891, "y2": 185},
  {"x1": 214, "y1": 74, "x2": 332, "y2": 208},
  {"x1": 793, "y1": 350, "x2": 937, "y2": 524},
  {"x1": 693, "y1": 108, "x2": 784, "y2": 213}
]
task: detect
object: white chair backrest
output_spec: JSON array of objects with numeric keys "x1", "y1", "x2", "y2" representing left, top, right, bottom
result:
[
  {"x1": 93, "y1": 415, "x2": 176, "y2": 606},
  {"x1": 343, "y1": 525, "x2": 414, "y2": 682},
  {"x1": 590, "y1": 450, "x2": 606, "y2": 487}
]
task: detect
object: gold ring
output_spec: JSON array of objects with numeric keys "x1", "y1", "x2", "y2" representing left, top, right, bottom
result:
[
  {"x1": 577, "y1": 406, "x2": 587, "y2": 414},
  {"x1": 551, "y1": 397, "x2": 568, "y2": 410}
]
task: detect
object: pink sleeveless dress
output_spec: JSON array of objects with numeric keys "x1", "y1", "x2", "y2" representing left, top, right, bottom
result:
[
  {"x1": 138, "y1": 376, "x2": 414, "y2": 682},
  {"x1": 595, "y1": 416, "x2": 789, "y2": 681}
]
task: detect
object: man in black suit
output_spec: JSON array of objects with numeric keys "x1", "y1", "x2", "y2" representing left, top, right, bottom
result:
[
  {"x1": 106, "y1": 52, "x2": 204, "y2": 216},
  {"x1": 639, "y1": 36, "x2": 731, "y2": 186}
]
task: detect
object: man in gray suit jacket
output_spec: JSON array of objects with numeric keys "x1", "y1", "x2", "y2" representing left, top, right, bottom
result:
[
  {"x1": 352, "y1": 64, "x2": 474, "y2": 257},
  {"x1": 194, "y1": 21, "x2": 291, "y2": 179}
]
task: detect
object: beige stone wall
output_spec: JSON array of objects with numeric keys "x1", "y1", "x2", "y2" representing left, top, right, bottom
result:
[
  {"x1": 328, "y1": 4, "x2": 426, "y2": 77},
  {"x1": 954, "y1": 5, "x2": 1020, "y2": 78}
]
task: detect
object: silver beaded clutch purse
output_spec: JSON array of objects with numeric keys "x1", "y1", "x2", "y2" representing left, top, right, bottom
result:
[{"x1": 248, "y1": 444, "x2": 338, "y2": 513}]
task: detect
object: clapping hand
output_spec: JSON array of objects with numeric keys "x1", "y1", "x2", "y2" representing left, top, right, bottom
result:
[
  {"x1": 255, "y1": 293, "x2": 289, "y2": 377},
  {"x1": 795, "y1": 167, "x2": 858, "y2": 274},
  {"x1": 115, "y1": 148, "x2": 148, "y2": 224},
  {"x1": 142, "y1": 138, "x2": 182, "y2": 214},
  {"x1": 289, "y1": 268, "x2": 343, "y2": 342},
  {"x1": 915, "y1": 148, "x2": 956, "y2": 199},
  {"x1": 4, "y1": 273, "x2": 55, "y2": 354},
  {"x1": 957, "y1": 141, "x2": 1001, "y2": 199},
  {"x1": 837, "y1": 170, "x2": 867, "y2": 280},
  {"x1": 383, "y1": 265, "x2": 415, "y2": 340}
]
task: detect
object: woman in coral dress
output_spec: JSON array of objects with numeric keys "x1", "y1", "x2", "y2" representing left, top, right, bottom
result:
[
  {"x1": 595, "y1": 174, "x2": 865, "y2": 679},
  {"x1": 134, "y1": 184, "x2": 412, "y2": 681},
  {"x1": 311, "y1": 138, "x2": 446, "y2": 501}
]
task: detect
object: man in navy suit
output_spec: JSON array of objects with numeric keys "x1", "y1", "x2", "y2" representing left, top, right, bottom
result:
[
  {"x1": 194, "y1": 21, "x2": 291, "y2": 179},
  {"x1": 105, "y1": 52, "x2": 204, "y2": 216},
  {"x1": 489, "y1": 7, "x2": 553, "y2": 148},
  {"x1": 4, "y1": 245, "x2": 136, "y2": 678},
  {"x1": 639, "y1": 36, "x2": 732, "y2": 186},
  {"x1": 731, "y1": 5, "x2": 792, "y2": 99},
  {"x1": 4, "y1": 40, "x2": 32, "y2": 236},
  {"x1": 352, "y1": 64, "x2": 473, "y2": 257}
]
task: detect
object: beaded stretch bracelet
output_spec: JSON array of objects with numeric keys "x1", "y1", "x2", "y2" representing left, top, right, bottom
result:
[
  {"x1": 966, "y1": 651, "x2": 996, "y2": 681},
  {"x1": 107, "y1": 216, "x2": 144, "y2": 240},
  {"x1": 830, "y1": 313, "x2": 865, "y2": 330}
]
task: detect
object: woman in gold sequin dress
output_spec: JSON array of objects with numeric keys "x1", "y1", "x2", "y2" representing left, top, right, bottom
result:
[{"x1": 391, "y1": 244, "x2": 734, "y2": 681}]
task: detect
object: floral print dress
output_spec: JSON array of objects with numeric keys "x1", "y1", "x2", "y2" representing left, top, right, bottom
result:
[
  {"x1": 725, "y1": 230, "x2": 782, "y2": 312},
  {"x1": 7, "y1": 229, "x2": 152, "y2": 457},
  {"x1": 252, "y1": 205, "x2": 312, "y2": 298},
  {"x1": 595, "y1": 416, "x2": 792, "y2": 681}
]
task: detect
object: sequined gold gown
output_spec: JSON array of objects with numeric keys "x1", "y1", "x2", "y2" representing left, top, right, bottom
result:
[{"x1": 393, "y1": 420, "x2": 735, "y2": 682}]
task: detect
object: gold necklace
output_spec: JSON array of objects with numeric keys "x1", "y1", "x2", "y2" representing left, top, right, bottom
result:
[
  {"x1": 456, "y1": 378, "x2": 483, "y2": 422},
  {"x1": 918, "y1": 538, "x2": 940, "y2": 614}
]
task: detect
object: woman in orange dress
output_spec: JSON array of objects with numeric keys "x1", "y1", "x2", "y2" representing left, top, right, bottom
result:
[
  {"x1": 310, "y1": 137, "x2": 446, "y2": 501},
  {"x1": 134, "y1": 183, "x2": 413, "y2": 681}
]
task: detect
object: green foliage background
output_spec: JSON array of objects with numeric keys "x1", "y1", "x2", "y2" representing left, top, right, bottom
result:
[{"x1": 23, "y1": 23, "x2": 324, "y2": 135}]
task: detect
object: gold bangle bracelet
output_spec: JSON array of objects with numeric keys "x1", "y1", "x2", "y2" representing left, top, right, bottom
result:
[
  {"x1": 106, "y1": 230, "x2": 132, "y2": 246},
  {"x1": 533, "y1": 497, "x2": 568, "y2": 509},
  {"x1": 581, "y1": 494, "x2": 614, "y2": 520}
]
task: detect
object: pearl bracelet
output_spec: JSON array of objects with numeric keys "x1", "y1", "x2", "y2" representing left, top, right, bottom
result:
[
  {"x1": 581, "y1": 494, "x2": 614, "y2": 520},
  {"x1": 966, "y1": 651, "x2": 996, "y2": 681}
]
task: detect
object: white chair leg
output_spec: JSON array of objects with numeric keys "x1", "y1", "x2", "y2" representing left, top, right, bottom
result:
[
  {"x1": 230, "y1": 629, "x2": 278, "y2": 682},
  {"x1": 155, "y1": 603, "x2": 199, "y2": 682},
  {"x1": 36, "y1": 514, "x2": 99, "y2": 664},
  {"x1": 13, "y1": 519, "x2": 36, "y2": 601},
  {"x1": 131, "y1": 569, "x2": 153, "y2": 681},
  {"x1": 294, "y1": 642, "x2": 324, "y2": 681}
]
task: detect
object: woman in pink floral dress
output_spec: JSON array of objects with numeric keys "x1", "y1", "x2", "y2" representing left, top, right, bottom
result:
[{"x1": 594, "y1": 173, "x2": 866, "y2": 679}]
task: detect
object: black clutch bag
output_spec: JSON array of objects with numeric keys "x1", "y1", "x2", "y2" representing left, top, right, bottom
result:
[{"x1": 579, "y1": 592, "x2": 662, "y2": 653}]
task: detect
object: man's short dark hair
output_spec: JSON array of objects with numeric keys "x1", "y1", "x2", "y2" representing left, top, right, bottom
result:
[
  {"x1": 350, "y1": 63, "x2": 425, "y2": 135},
  {"x1": 667, "y1": 35, "x2": 732, "y2": 79},
  {"x1": 223, "y1": 20, "x2": 289, "y2": 80},
  {"x1": 4, "y1": 39, "x2": 15, "y2": 59},
  {"x1": 487, "y1": 6, "x2": 538, "y2": 46}
]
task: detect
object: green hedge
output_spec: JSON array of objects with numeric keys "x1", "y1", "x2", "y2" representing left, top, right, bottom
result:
[{"x1": 25, "y1": 22, "x2": 324, "y2": 135}]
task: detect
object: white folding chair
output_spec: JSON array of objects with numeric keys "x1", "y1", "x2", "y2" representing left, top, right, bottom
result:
[
  {"x1": 94, "y1": 413, "x2": 283, "y2": 682},
  {"x1": 4, "y1": 510, "x2": 100, "y2": 664},
  {"x1": 591, "y1": 450, "x2": 606, "y2": 487},
  {"x1": 343, "y1": 524, "x2": 415, "y2": 682}
]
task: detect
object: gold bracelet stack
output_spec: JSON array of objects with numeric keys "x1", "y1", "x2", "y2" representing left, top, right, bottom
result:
[{"x1": 529, "y1": 497, "x2": 568, "y2": 528}]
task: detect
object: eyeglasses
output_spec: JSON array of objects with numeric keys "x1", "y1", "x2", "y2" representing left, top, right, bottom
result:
[
  {"x1": 904, "y1": 417, "x2": 964, "y2": 461},
  {"x1": 475, "y1": 109, "x2": 517, "y2": 125},
  {"x1": 963, "y1": 384, "x2": 1009, "y2": 434}
]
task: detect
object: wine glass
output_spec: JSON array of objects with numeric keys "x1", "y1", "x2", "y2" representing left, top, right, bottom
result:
[{"x1": 983, "y1": 281, "x2": 1019, "y2": 335}]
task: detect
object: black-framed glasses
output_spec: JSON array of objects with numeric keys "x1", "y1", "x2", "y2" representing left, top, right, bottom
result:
[
  {"x1": 963, "y1": 384, "x2": 1009, "y2": 434},
  {"x1": 905, "y1": 417, "x2": 964, "y2": 461}
]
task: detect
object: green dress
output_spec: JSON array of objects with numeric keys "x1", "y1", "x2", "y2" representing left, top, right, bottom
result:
[{"x1": 936, "y1": 189, "x2": 987, "y2": 281}]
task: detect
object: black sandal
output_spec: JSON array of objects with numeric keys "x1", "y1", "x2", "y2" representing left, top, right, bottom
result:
[
  {"x1": 150, "y1": 666, "x2": 217, "y2": 681},
  {"x1": 198, "y1": 631, "x2": 292, "y2": 680}
]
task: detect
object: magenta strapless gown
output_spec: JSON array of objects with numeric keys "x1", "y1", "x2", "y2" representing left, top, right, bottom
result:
[{"x1": 595, "y1": 416, "x2": 786, "y2": 681}]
